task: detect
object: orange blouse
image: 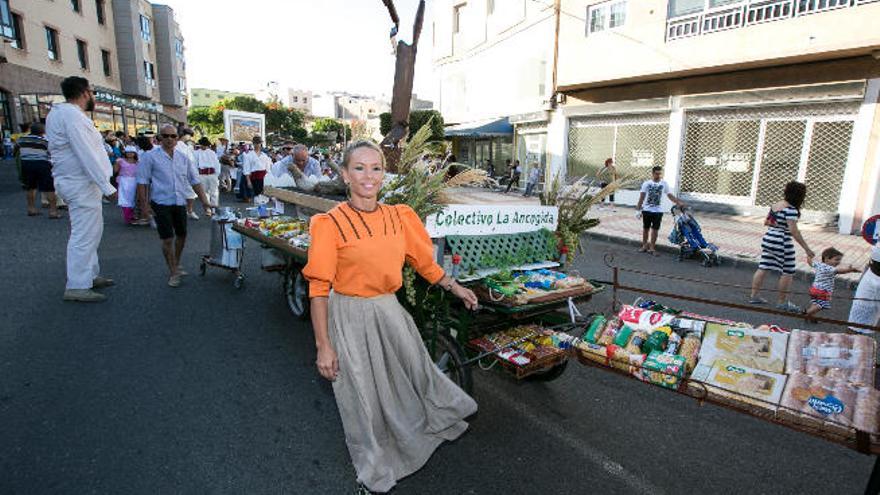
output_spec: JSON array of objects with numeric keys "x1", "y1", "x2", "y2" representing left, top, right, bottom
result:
[{"x1": 302, "y1": 202, "x2": 446, "y2": 298}]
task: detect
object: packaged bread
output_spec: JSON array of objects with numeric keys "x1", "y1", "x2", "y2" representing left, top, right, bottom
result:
[
  {"x1": 784, "y1": 330, "x2": 875, "y2": 386},
  {"x1": 679, "y1": 334, "x2": 702, "y2": 375},
  {"x1": 779, "y1": 372, "x2": 880, "y2": 434},
  {"x1": 690, "y1": 360, "x2": 788, "y2": 412},
  {"x1": 699, "y1": 324, "x2": 788, "y2": 373}
]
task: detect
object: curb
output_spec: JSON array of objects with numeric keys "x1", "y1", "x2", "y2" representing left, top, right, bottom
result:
[{"x1": 583, "y1": 231, "x2": 860, "y2": 291}]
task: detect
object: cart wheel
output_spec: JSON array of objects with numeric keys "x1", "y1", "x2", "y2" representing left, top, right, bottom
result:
[
  {"x1": 432, "y1": 332, "x2": 473, "y2": 395},
  {"x1": 284, "y1": 267, "x2": 310, "y2": 320},
  {"x1": 234, "y1": 275, "x2": 244, "y2": 289},
  {"x1": 199, "y1": 261, "x2": 207, "y2": 276},
  {"x1": 525, "y1": 360, "x2": 569, "y2": 382}
]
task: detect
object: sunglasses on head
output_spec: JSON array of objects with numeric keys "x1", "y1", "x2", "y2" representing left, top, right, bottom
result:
[{"x1": 161, "y1": 133, "x2": 178, "y2": 139}]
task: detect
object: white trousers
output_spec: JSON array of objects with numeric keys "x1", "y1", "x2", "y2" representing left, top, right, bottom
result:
[
  {"x1": 56, "y1": 181, "x2": 104, "y2": 290},
  {"x1": 200, "y1": 175, "x2": 220, "y2": 206}
]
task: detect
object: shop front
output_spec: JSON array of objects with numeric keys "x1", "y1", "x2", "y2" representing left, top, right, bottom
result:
[
  {"x1": 445, "y1": 117, "x2": 513, "y2": 178},
  {"x1": 15, "y1": 88, "x2": 176, "y2": 136},
  {"x1": 511, "y1": 111, "x2": 550, "y2": 190}
]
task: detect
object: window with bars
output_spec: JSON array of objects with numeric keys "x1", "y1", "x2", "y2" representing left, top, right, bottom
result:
[
  {"x1": 101, "y1": 49, "x2": 111, "y2": 76},
  {"x1": 96, "y1": 0, "x2": 106, "y2": 25},
  {"x1": 76, "y1": 39, "x2": 89, "y2": 70},
  {"x1": 46, "y1": 27, "x2": 60, "y2": 61},
  {"x1": 568, "y1": 116, "x2": 669, "y2": 186}
]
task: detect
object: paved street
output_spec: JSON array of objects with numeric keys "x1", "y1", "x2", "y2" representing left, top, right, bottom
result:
[{"x1": 0, "y1": 159, "x2": 874, "y2": 495}]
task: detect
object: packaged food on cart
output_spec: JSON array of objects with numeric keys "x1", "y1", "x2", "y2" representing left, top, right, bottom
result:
[
  {"x1": 678, "y1": 333, "x2": 702, "y2": 374},
  {"x1": 617, "y1": 305, "x2": 675, "y2": 332},
  {"x1": 467, "y1": 325, "x2": 570, "y2": 379},
  {"x1": 575, "y1": 341, "x2": 608, "y2": 365},
  {"x1": 784, "y1": 330, "x2": 876, "y2": 386},
  {"x1": 638, "y1": 351, "x2": 687, "y2": 389},
  {"x1": 699, "y1": 324, "x2": 788, "y2": 373},
  {"x1": 690, "y1": 360, "x2": 788, "y2": 413},
  {"x1": 582, "y1": 315, "x2": 606, "y2": 344},
  {"x1": 779, "y1": 372, "x2": 880, "y2": 435},
  {"x1": 606, "y1": 345, "x2": 646, "y2": 375},
  {"x1": 596, "y1": 318, "x2": 622, "y2": 346}
]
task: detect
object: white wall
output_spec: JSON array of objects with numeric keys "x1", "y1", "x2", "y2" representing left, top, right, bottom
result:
[{"x1": 432, "y1": 0, "x2": 554, "y2": 124}]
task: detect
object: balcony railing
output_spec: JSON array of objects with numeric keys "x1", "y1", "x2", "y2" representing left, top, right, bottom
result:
[{"x1": 667, "y1": 0, "x2": 878, "y2": 41}]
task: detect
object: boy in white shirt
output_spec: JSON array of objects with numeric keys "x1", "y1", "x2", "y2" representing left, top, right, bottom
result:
[{"x1": 636, "y1": 166, "x2": 686, "y2": 256}]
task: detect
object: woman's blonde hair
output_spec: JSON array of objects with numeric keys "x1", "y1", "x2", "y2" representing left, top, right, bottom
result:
[{"x1": 342, "y1": 140, "x2": 385, "y2": 169}]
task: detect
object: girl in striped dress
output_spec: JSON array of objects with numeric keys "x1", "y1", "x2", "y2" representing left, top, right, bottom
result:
[{"x1": 749, "y1": 181, "x2": 815, "y2": 312}]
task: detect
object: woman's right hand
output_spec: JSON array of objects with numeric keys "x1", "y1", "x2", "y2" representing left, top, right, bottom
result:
[{"x1": 316, "y1": 345, "x2": 338, "y2": 381}]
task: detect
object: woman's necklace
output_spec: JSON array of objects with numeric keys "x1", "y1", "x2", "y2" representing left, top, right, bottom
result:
[{"x1": 347, "y1": 200, "x2": 379, "y2": 213}]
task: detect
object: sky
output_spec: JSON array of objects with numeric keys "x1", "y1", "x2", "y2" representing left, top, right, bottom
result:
[{"x1": 160, "y1": 0, "x2": 438, "y2": 102}]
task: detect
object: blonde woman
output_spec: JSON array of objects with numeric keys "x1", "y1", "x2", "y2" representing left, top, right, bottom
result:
[{"x1": 303, "y1": 141, "x2": 478, "y2": 493}]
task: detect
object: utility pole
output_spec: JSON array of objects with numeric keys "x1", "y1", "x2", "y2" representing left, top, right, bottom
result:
[{"x1": 380, "y1": 0, "x2": 426, "y2": 172}]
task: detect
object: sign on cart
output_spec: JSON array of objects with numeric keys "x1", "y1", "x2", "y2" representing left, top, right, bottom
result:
[{"x1": 425, "y1": 205, "x2": 558, "y2": 238}]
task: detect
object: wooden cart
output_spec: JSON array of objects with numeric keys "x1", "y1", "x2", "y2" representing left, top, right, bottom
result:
[{"x1": 230, "y1": 186, "x2": 604, "y2": 393}]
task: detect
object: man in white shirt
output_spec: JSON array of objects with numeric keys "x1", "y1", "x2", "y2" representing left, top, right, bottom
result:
[
  {"x1": 46, "y1": 76, "x2": 117, "y2": 302},
  {"x1": 241, "y1": 135, "x2": 272, "y2": 199},
  {"x1": 523, "y1": 164, "x2": 542, "y2": 197},
  {"x1": 271, "y1": 143, "x2": 322, "y2": 183},
  {"x1": 215, "y1": 137, "x2": 229, "y2": 158},
  {"x1": 636, "y1": 166, "x2": 686, "y2": 256},
  {"x1": 195, "y1": 137, "x2": 222, "y2": 207},
  {"x1": 175, "y1": 128, "x2": 200, "y2": 220}
]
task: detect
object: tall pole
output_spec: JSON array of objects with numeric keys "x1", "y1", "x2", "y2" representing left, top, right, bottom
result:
[{"x1": 551, "y1": 0, "x2": 561, "y2": 108}]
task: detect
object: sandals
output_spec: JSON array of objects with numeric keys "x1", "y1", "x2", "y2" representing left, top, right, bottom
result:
[
  {"x1": 776, "y1": 301, "x2": 801, "y2": 313},
  {"x1": 748, "y1": 297, "x2": 768, "y2": 305},
  {"x1": 27, "y1": 210, "x2": 41, "y2": 216},
  {"x1": 48, "y1": 213, "x2": 62, "y2": 219}
]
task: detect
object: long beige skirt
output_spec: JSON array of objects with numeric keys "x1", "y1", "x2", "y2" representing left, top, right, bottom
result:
[{"x1": 328, "y1": 291, "x2": 478, "y2": 493}]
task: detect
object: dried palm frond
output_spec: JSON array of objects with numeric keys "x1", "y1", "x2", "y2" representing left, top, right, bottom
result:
[
  {"x1": 444, "y1": 167, "x2": 490, "y2": 188},
  {"x1": 397, "y1": 118, "x2": 434, "y2": 174},
  {"x1": 542, "y1": 173, "x2": 629, "y2": 258},
  {"x1": 380, "y1": 120, "x2": 449, "y2": 221}
]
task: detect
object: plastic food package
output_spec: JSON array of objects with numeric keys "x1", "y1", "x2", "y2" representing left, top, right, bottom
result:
[
  {"x1": 779, "y1": 372, "x2": 880, "y2": 434},
  {"x1": 596, "y1": 319, "x2": 621, "y2": 347},
  {"x1": 625, "y1": 330, "x2": 649, "y2": 355},
  {"x1": 679, "y1": 334, "x2": 701, "y2": 374},
  {"x1": 639, "y1": 351, "x2": 687, "y2": 389},
  {"x1": 699, "y1": 324, "x2": 789, "y2": 373},
  {"x1": 671, "y1": 318, "x2": 707, "y2": 339},
  {"x1": 582, "y1": 315, "x2": 606, "y2": 344},
  {"x1": 576, "y1": 341, "x2": 608, "y2": 365},
  {"x1": 784, "y1": 330, "x2": 875, "y2": 386},
  {"x1": 607, "y1": 345, "x2": 646, "y2": 374},
  {"x1": 617, "y1": 305, "x2": 675, "y2": 332},
  {"x1": 691, "y1": 360, "x2": 788, "y2": 412}
]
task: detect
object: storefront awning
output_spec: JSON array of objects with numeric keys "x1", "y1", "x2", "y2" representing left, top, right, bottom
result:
[{"x1": 445, "y1": 117, "x2": 512, "y2": 138}]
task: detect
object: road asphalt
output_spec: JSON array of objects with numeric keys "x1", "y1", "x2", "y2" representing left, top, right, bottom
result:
[{"x1": 0, "y1": 159, "x2": 873, "y2": 494}]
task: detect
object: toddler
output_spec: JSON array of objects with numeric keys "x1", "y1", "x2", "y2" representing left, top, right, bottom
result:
[{"x1": 805, "y1": 247, "x2": 860, "y2": 322}]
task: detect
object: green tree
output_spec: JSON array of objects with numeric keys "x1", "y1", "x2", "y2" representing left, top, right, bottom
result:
[
  {"x1": 266, "y1": 106, "x2": 306, "y2": 141},
  {"x1": 222, "y1": 96, "x2": 265, "y2": 114},
  {"x1": 379, "y1": 110, "x2": 444, "y2": 141},
  {"x1": 187, "y1": 106, "x2": 223, "y2": 136},
  {"x1": 312, "y1": 117, "x2": 352, "y2": 143}
]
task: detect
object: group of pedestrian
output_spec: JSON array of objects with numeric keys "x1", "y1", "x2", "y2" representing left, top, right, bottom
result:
[{"x1": 39, "y1": 76, "x2": 215, "y2": 301}]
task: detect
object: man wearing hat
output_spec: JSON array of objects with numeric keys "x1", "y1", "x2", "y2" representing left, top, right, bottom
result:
[
  {"x1": 848, "y1": 246, "x2": 880, "y2": 336},
  {"x1": 241, "y1": 135, "x2": 271, "y2": 200},
  {"x1": 195, "y1": 136, "x2": 222, "y2": 207}
]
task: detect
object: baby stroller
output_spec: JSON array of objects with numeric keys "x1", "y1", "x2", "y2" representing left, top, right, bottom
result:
[{"x1": 668, "y1": 206, "x2": 719, "y2": 267}]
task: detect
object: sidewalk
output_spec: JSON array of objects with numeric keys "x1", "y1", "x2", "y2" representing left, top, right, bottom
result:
[
  {"x1": 441, "y1": 187, "x2": 873, "y2": 285},
  {"x1": 586, "y1": 204, "x2": 872, "y2": 285}
]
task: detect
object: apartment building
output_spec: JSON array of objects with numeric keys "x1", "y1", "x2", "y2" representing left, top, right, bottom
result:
[
  {"x1": 554, "y1": 0, "x2": 880, "y2": 233},
  {"x1": 287, "y1": 88, "x2": 312, "y2": 113},
  {"x1": 432, "y1": 0, "x2": 556, "y2": 175},
  {"x1": 0, "y1": 0, "x2": 188, "y2": 137},
  {"x1": 190, "y1": 88, "x2": 254, "y2": 108}
]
